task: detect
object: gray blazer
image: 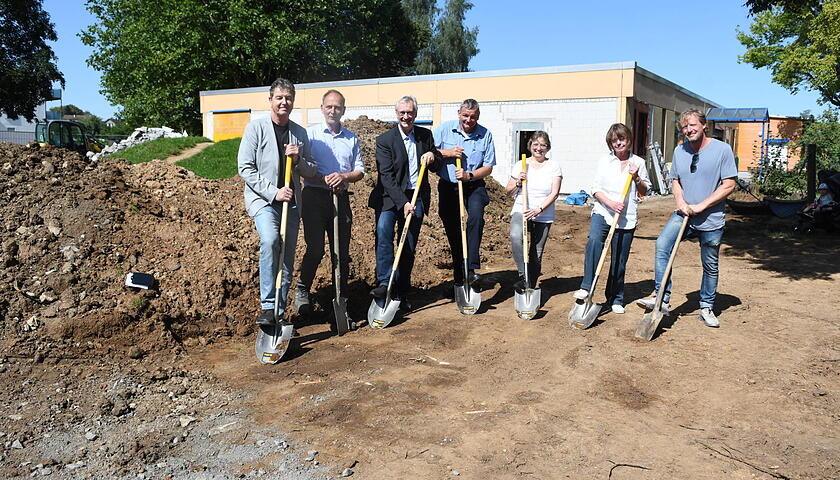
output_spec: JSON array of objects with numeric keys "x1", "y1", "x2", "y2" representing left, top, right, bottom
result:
[{"x1": 237, "y1": 116, "x2": 318, "y2": 217}]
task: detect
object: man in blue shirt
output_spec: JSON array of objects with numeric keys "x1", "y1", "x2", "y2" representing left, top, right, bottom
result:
[
  {"x1": 295, "y1": 90, "x2": 365, "y2": 315},
  {"x1": 434, "y1": 99, "x2": 496, "y2": 288},
  {"x1": 637, "y1": 108, "x2": 737, "y2": 328}
]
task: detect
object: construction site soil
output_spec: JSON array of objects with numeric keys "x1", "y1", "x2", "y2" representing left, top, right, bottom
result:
[{"x1": 0, "y1": 118, "x2": 837, "y2": 479}]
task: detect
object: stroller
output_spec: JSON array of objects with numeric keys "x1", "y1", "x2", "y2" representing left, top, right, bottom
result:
[{"x1": 794, "y1": 170, "x2": 840, "y2": 234}]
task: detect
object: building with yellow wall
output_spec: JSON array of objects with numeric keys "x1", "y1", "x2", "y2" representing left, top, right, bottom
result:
[
  {"x1": 200, "y1": 61, "x2": 717, "y2": 193},
  {"x1": 734, "y1": 116, "x2": 803, "y2": 172}
]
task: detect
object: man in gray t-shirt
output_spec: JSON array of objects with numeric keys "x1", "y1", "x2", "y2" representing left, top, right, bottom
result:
[{"x1": 636, "y1": 108, "x2": 737, "y2": 329}]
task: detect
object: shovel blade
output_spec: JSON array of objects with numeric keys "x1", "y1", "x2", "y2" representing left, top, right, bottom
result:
[
  {"x1": 332, "y1": 297, "x2": 350, "y2": 335},
  {"x1": 255, "y1": 323, "x2": 295, "y2": 364},
  {"x1": 568, "y1": 300, "x2": 601, "y2": 330},
  {"x1": 514, "y1": 288, "x2": 541, "y2": 320},
  {"x1": 454, "y1": 285, "x2": 480, "y2": 315},
  {"x1": 635, "y1": 309, "x2": 663, "y2": 341},
  {"x1": 368, "y1": 297, "x2": 400, "y2": 330}
]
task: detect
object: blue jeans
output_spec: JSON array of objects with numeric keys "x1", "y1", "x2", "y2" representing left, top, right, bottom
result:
[
  {"x1": 438, "y1": 182, "x2": 490, "y2": 281},
  {"x1": 580, "y1": 214, "x2": 635, "y2": 306},
  {"x1": 375, "y1": 194, "x2": 425, "y2": 298},
  {"x1": 253, "y1": 203, "x2": 300, "y2": 312},
  {"x1": 654, "y1": 212, "x2": 724, "y2": 308},
  {"x1": 509, "y1": 213, "x2": 552, "y2": 286}
]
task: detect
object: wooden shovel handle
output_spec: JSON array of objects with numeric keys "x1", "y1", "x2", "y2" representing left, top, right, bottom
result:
[
  {"x1": 456, "y1": 157, "x2": 468, "y2": 257},
  {"x1": 521, "y1": 154, "x2": 530, "y2": 265},
  {"x1": 589, "y1": 173, "x2": 634, "y2": 292},
  {"x1": 392, "y1": 162, "x2": 427, "y2": 272}
]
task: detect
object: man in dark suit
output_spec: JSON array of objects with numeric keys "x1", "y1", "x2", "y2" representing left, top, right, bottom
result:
[{"x1": 368, "y1": 96, "x2": 441, "y2": 311}]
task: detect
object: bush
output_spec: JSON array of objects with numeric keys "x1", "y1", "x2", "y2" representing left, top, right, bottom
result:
[{"x1": 757, "y1": 166, "x2": 806, "y2": 199}]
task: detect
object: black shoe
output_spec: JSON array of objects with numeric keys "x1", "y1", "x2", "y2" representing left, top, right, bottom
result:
[
  {"x1": 371, "y1": 285, "x2": 387, "y2": 299},
  {"x1": 513, "y1": 277, "x2": 526, "y2": 293},
  {"x1": 256, "y1": 309, "x2": 275, "y2": 326},
  {"x1": 294, "y1": 289, "x2": 311, "y2": 315},
  {"x1": 398, "y1": 298, "x2": 413, "y2": 313},
  {"x1": 467, "y1": 271, "x2": 482, "y2": 290}
]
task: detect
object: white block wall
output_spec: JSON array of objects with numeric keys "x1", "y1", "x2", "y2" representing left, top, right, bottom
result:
[
  {"x1": 228, "y1": 98, "x2": 619, "y2": 194},
  {"x1": 331, "y1": 103, "x2": 435, "y2": 127},
  {"x1": 437, "y1": 98, "x2": 618, "y2": 193}
]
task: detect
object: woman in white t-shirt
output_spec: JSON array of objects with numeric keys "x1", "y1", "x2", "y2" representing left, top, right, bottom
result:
[
  {"x1": 506, "y1": 131, "x2": 563, "y2": 292},
  {"x1": 573, "y1": 123, "x2": 650, "y2": 313}
]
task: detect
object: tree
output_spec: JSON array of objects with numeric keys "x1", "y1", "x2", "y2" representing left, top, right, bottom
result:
[
  {"x1": 403, "y1": 0, "x2": 479, "y2": 75},
  {"x1": 793, "y1": 108, "x2": 840, "y2": 171},
  {"x1": 743, "y1": 0, "x2": 821, "y2": 15},
  {"x1": 81, "y1": 0, "x2": 420, "y2": 133},
  {"x1": 737, "y1": 0, "x2": 840, "y2": 108},
  {"x1": 76, "y1": 114, "x2": 104, "y2": 136},
  {"x1": 0, "y1": 0, "x2": 64, "y2": 120},
  {"x1": 401, "y1": 0, "x2": 438, "y2": 74},
  {"x1": 48, "y1": 104, "x2": 86, "y2": 115}
]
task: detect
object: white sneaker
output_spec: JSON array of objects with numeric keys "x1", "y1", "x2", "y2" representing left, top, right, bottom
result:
[
  {"x1": 636, "y1": 296, "x2": 670, "y2": 314},
  {"x1": 611, "y1": 304, "x2": 625, "y2": 314},
  {"x1": 573, "y1": 289, "x2": 589, "y2": 300},
  {"x1": 699, "y1": 307, "x2": 719, "y2": 328}
]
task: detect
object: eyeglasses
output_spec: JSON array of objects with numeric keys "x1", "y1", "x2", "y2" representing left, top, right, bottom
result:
[{"x1": 690, "y1": 153, "x2": 699, "y2": 173}]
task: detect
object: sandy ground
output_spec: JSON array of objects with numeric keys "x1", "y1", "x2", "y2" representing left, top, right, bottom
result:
[
  {"x1": 1, "y1": 136, "x2": 837, "y2": 479},
  {"x1": 199, "y1": 196, "x2": 839, "y2": 480}
]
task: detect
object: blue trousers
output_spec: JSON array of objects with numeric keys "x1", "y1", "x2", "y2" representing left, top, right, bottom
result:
[
  {"x1": 438, "y1": 182, "x2": 489, "y2": 282},
  {"x1": 374, "y1": 193, "x2": 426, "y2": 298},
  {"x1": 654, "y1": 212, "x2": 724, "y2": 308},
  {"x1": 580, "y1": 214, "x2": 635, "y2": 306},
  {"x1": 253, "y1": 203, "x2": 300, "y2": 312}
]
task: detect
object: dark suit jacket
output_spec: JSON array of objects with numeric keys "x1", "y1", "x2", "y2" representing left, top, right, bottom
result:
[{"x1": 368, "y1": 125, "x2": 442, "y2": 211}]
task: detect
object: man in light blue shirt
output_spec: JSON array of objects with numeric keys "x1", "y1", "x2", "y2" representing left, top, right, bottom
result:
[
  {"x1": 434, "y1": 99, "x2": 496, "y2": 288},
  {"x1": 637, "y1": 108, "x2": 737, "y2": 329},
  {"x1": 295, "y1": 89, "x2": 365, "y2": 315}
]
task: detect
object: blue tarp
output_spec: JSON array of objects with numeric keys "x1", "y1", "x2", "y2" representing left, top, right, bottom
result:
[{"x1": 564, "y1": 190, "x2": 589, "y2": 206}]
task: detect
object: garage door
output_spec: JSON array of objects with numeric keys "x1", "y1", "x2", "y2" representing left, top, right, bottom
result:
[{"x1": 213, "y1": 110, "x2": 250, "y2": 141}]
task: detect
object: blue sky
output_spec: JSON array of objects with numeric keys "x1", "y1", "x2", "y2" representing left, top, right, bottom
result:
[{"x1": 44, "y1": 0, "x2": 825, "y2": 119}]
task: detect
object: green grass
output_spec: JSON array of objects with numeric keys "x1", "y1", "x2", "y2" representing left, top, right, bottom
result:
[
  {"x1": 176, "y1": 137, "x2": 241, "y2": 179},
  {"x1": 114, "y1": 136, "x2": 210, "y2": 164}
]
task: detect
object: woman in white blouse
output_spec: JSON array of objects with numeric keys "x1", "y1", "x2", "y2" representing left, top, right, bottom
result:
[
  {"x1": 506, "y1": 131, "x2": 563, "y2": 292},
  {"x1": 573, "y1": 123, "x2": 650, "y2": 313}
]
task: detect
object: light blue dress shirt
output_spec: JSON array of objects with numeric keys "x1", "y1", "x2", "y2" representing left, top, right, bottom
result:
[
  {"x1": 402, "y1": 128, "x2": 418, "y2": 190},
  {"x1": 433, "y1": 120, "x2": 496, "y2": 183},
  {"x1": 304, "y1": 123, "x2": 364, "y2": 189}
]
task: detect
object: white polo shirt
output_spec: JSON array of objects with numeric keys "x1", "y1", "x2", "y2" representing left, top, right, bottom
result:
[{"x1": 590, "y1": 153, "x2": 651, "y2": 229}]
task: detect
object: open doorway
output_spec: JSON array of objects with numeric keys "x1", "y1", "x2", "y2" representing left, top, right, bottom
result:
[
  {"x1": 517, "y1": 130, "x2": 535, "y2": 159},
  {"x1": 633, "y1": 101, "x2": 650, "y2": 158}
]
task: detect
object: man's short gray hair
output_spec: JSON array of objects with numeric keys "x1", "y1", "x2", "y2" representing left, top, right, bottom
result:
[
  {"x1": 395, "y1": 96, "x2": 418, "y2": 114},
  {"x1": 459, "y1": 99, "x2": 480, "y2": 111}
]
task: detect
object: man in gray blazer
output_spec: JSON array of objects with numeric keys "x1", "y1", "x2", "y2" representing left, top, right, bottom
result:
[{"x1": 237, "y1": 77, "x2": 318, "y2": 326}]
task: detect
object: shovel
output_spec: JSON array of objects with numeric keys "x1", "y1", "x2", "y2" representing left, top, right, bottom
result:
[
  {"x1": 514, "y1": 154, "x2": 540, "y2": 320},
  {"x1": 368, "y1": 162, "x2": 427, "y2": 329},
  {"x1": 635, "y1": 214, "x2": 689, "y2": 341},
  {"x1": 453, "y1": 156, "x2": 480, "y2": 315},
  {"x1": 332, "y1": 192, "x2": 350, "y2": 335},
  {"x1": 569, "y1": 173, "x2": 634, "y2": 329},
  {"x1": 256, "y1": 155, "x2": 296, "y2": 364}
]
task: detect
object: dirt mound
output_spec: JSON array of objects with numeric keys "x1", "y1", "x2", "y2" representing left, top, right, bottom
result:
[{"x1": 0, "y1": 120, "x2": 513, "y2": 355}]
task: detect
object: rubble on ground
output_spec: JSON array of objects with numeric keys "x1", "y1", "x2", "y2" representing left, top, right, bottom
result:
[{"x1": 90, "y1": 126, "x2": 188, "y2": 161}]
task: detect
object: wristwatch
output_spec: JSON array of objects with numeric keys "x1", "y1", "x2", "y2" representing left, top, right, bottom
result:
[{"x1": 468, "y1": 172, "x2": 474, "y2": 180}]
